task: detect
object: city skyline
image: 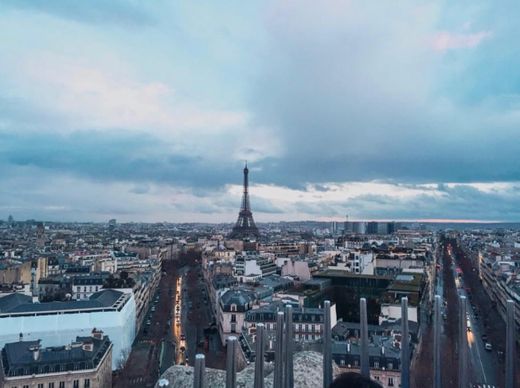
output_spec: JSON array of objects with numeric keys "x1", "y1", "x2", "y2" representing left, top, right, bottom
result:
[{"x1": 1, "y1": 1, "x2": 520, "y2": 222}]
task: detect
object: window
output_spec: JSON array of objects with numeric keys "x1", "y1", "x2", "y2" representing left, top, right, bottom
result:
[
  {"x1": 59, "y1": 383, "x2": 65, "y2": 388},
  {"x1": 73, "y1": 380, "x2": 79, "y2": 388},
  {"x1": 84, "y1": 379, "x2": 90, "y2": 388},
  {"x1": 231, "y1": 323, "x2": 236, "y2": 333},
  {"x1": 373, "y1": 361, "x2": 379, "y2": 368},
  {"x1": 38, "y1": 384, "x2": 44, "y2": 388},
  {"x1": 388, "y1": 362, "x2": 393, "y2": 370},
  {"x1": 231, "y1": 314, "x2": 236, "y2": 323},
  {"x1": 49, "y1": 384, "x2": 55, "y2": 388},
  {"x1": 388, "y1": 377, "x2": 394, "y2": 386},
  {"x1": 23, "y1": 385, "x2": 29, "y2": 388}
]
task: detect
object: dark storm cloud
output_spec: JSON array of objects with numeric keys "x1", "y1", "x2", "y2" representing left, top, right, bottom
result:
[
  {"x1": 289, "y1": 183, "x2": 520, "y2": 221},
  {"x1": 246, "y1": 1, "x2": 520, "y2": 186},
  {"x1": 0, "y1": 130, "x2": 239, "y2": 188}
]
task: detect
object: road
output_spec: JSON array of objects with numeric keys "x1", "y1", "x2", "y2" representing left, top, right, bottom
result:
[
  {"x1": 450, "y1": 238, "x2": 520, "y2": 387},
  {"x1": 450, "y1": 264, "x2": 497, "y2": 385},
  {"x1": 183, "y1": 262, "x2": 225, "y2": 369},
  {"x1": 113, "y1": 260, "x2": 178, "y2": 387}
]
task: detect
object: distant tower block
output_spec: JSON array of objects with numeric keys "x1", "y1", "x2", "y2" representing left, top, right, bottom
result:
[{"x1": 229, "y1": 162, "x2": 260, "y2": 240}]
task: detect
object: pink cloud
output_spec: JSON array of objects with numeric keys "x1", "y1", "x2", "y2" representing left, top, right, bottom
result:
[{"x1": 431, "y1": 30, "x2": 492, "y2": 52}]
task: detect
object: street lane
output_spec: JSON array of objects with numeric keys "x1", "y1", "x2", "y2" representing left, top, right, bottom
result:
[{"x1": 448, "y1": 243, "x2": 498, "y2": 386}]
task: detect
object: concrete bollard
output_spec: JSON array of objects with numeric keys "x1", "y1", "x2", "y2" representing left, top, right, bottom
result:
[
  {"x1": 254, "y1": 323, "x2": 265, "y2": 388},
  {"x1": 226, "y1": 336, "x2": 237, "y2": 388},
  {"x1": 285, "y1": 304, "x2": 294, "y2": 388},
  {"x1": 434, "y1": 295, "x2": 441, "y2": 388},
  {"x1": 458, "y1": 296, "x2": 468, "y2": 388},
  {"x1": 360, "y1": 298, "x2": 370, "y2": 379},
  {"x1": 401, "y1": 297, "x2": 410, "y2": 388},
  {"x1": 194, "y1": 354, "x2": 207, "y2": 388},
  {"x1": 274, "y1": 311, "x2": 285, "y2": 388},
  {"x1": 505, "y1": 300, "x2": 516, "y2": 388},
  {"x1": 323, "y1": 300, "x2": 332, "y2": 388}
]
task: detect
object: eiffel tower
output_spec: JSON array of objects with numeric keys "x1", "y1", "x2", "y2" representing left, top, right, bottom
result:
[{"x1": 229, "y1": 162, "x2": 260, "y2": 239}]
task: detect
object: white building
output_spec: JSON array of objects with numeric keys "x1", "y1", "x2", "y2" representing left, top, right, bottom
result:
[
  {"x1": 72, "y1": 275, "x2": 104, "y2": 300},
  {"x1": 0, "y1": 289, "x2": 136, "y2": 370},
  {"x1": 379, "y1": 303, "x2": 418, "y2": 325},
  {"x1": 280, "y1": 260, "x2": 312, "y2": 281},
  {"x1": 234, "y1": 253, "x2": 277, "y2": 283},
  {"x1": 217, "y1": 288, "x2": 256, "y2": 345}
]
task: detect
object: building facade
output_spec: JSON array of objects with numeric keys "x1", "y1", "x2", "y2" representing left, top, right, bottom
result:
[
  {"x1": 0, "y1": 330, "x2": 112, "y2": 388},
  {"x1": 0, "y1": 289, "x2": 136, "y2": 370}
]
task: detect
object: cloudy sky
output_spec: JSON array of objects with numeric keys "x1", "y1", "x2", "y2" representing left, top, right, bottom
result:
[{"x1": 1, "y1": 0, "x2": 519, "y2": 223}]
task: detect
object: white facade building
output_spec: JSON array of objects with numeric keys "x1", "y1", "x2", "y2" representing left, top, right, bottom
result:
[
  {"x1": 379, "y1": 303, "x2": 418, "y2": 325},
  {"x1": 0, "y1": 289, "x2": 136, "y2": 370}
]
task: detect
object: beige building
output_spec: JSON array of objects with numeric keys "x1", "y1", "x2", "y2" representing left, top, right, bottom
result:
[{"x1": 0, "y1": 261, "x2": 32, "y2": 285}]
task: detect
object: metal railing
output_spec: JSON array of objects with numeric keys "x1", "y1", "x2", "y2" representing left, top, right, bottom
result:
[{"x1": 191, "y1": 296, "x2": 517, "y2": 388}]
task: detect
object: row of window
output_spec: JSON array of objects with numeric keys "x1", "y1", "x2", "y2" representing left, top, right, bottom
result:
[
  {"x1": 12, "y1": 379, "x2": 90, "y2": 388},
  {"x1": 255, "y1": 322, "x2": 322, "y2": 333},
  {"x1": 75, "y1": 286, "x2": 101, "y2": 292},
  {"x1": 373, "y1": 376, "x2": 395, "y2": 386},
  {"x1": 249, "y1": 313, "x2": 324, "y2": 323},
  {"x1": 10, "y1": 360, "x2": 94, "y2": 376},
  {"x1": 336, "y1": 358, "x2": 395, "y2": 370}
]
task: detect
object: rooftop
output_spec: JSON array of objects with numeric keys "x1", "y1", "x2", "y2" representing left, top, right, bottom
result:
[
  {"x1": 1, "y1": 333, "x2": 111, "y2": 377},
  {"x1": 0, "y1": 289, "x2": 128, "y2": 316}
]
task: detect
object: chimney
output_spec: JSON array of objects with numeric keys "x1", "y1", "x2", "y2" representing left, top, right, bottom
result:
[
  {"x1": 82, "y1": 341, "x2": 94, "y2": 352},
  {"x1": 91, "y1": 328, "x2": 104, "y2": 340},
  {"x1": 381, "y1": 345, "x2": 385, "y2": 356},
  {"x1": 30, "y1": 342, "x2": 41, "y2": 361},
  {"x1": 19, "y1": 333, "x2": 23, "y2": 342}
]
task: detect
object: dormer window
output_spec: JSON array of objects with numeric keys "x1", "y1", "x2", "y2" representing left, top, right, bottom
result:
[{"x1": 231, "y1": 304, "x2": 237, "y2": 312}]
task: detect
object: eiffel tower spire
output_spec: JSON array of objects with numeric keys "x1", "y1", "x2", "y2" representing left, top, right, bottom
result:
[{"x1": 229, "y1": 162, "x2": 260, "y2": 239}]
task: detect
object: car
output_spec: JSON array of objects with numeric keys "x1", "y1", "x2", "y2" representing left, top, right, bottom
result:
[{"x1": 485, "y1": 342, "x2": 492, "y2": 351}]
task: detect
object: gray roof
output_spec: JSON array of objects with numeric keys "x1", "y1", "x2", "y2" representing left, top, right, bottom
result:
[
  {"x1": 0, "y1": 289, "x2": 125, "y2": 315},
  {"x1": 258, "y1": 275, "x2": 293, "y2": 290},
  {"x1": 0, "y1": 293, "x2": 32, "y2": 313},
  {"x1": 2, "y1": 336, "x2": 111, "y2": 376},
  {"x1": 220, "y1": 289, "x2": 255, "y2": 311}
]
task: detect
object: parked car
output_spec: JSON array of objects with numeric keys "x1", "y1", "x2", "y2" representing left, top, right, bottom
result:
[{"x1": 485, "y1": 342, "x2": 492, "y2": 351}]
